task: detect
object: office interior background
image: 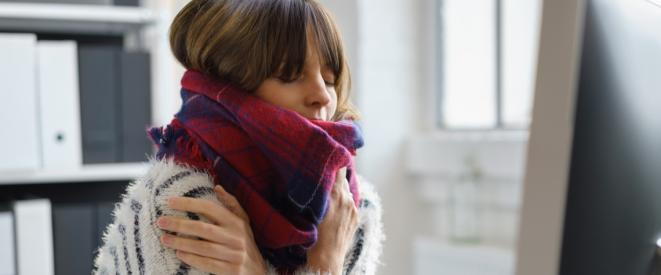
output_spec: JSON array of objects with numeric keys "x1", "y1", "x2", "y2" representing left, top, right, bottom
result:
[{"x1": 0, "y1": 0, "x2": 542, "y2": 274}]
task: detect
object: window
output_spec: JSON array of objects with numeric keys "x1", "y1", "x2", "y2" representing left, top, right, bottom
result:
[{"x1": 438, "y1": 0, "x2": 541, "y2": 129}]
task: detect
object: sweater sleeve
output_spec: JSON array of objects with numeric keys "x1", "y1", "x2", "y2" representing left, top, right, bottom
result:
[
  {"x1": 93, "y1": 158, "x2": 384, "y2": 275},
  {"x1": 94, "y1": 157, "x2": 220, "y2": 275},
  {"x1": 341, "y1": 177, "x2": 385, "y2": 275}
]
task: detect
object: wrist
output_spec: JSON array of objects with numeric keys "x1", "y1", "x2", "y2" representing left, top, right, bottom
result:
[
  {"x1": 308, "y1": 249, "x2": 343, "y2": 274},
  {"x1": 251, "y1": 250, "x2": 267, "y2": 273},
  {"x1": 330, "y1": 262, "x2": 344, "y2": 275},
  {"x1": 309, "y1": 262, "x2": 343, "y2": 275},
  {"x1": 253, "y1": 260, "x2": 267, "y2": 274}
]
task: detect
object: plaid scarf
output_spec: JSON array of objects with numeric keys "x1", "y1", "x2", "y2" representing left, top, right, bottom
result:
[{"x1": 147, "y1": 70, "x2": 364, "y2": 270}]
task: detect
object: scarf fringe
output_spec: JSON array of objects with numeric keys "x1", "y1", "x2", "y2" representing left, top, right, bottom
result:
[{"x1": 147, "y1": 120, "x2": 209, "y2": 172}]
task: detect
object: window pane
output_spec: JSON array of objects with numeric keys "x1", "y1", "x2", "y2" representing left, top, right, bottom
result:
[
  {"x1": 501, "y1": 0, "x2": 541, "y2": 128},
  {"x1": 441, "y1": 0, "x2": 497, "y2": 128}
]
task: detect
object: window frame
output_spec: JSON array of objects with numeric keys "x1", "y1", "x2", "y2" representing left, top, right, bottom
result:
[{"x1": 435, "y1": 0, "x2": 531, "y2": 131}]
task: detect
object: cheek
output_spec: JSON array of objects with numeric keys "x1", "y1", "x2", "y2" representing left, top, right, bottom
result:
[{"x1": 255, "y1": 80, "x2": 297, "y2": 109}]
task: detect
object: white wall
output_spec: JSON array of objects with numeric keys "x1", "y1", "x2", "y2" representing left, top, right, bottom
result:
[
  {"x1": 144, "y1": 0, "x2": 187, "y2": 127},
  {"x1": 355, "y1": 1, "x2": 433, "y2": 274},
  {"x1": 322, "y1": 0, "x2": 440, "y2": 273},
  {"x1": 323, "y1": 0, "x2": 538, "y2": 274}
]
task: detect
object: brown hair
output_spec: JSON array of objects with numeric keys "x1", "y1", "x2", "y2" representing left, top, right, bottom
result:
[{"x1": 169, "y1": 0, "x2": 358, "y2": 120}]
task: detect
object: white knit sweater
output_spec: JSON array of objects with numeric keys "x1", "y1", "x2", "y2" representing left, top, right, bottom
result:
[{"x1": 93, "y1": 157, "x2": 384, "y2": 275}]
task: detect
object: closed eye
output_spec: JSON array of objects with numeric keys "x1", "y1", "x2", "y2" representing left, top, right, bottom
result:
[
  {"x1": 277, "y1": 75, "x2": 302, "y2": 84},
  {"x1": 321, "y1": 65, "x2": 336, "y2": 87}
]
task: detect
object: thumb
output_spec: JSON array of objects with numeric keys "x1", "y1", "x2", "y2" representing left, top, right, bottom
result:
[{"x1": 214, "y1": 185, "x2": 249, "y2": 221}]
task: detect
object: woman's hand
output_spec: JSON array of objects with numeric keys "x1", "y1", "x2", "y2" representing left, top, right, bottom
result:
[
  {"x1": 156, "y1": 185, "x2": 266, "y2": 275},
  {"x1": 307, "y1": 168, "x2": 360, "y2": 275}
]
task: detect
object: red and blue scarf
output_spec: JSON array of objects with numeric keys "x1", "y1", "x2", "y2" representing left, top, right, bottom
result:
[{"x1": 147, "y1": 70, "x2": 363, "y2": 270}]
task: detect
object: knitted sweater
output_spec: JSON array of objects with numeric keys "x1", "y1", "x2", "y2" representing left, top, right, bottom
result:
[{"x1": 93, "y1": 157, "x2": 384, "y2": 275}]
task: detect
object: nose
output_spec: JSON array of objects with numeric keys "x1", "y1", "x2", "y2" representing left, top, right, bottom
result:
[{"x1": 304, "y1": 73, "x2": 331, "y2": 108}]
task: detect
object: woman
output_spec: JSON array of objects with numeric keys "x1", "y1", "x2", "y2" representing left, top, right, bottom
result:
[{"x1": 94, "y1": 0, "x2": 383, "y2": 274}]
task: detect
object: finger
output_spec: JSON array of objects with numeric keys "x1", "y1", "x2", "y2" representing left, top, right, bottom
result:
[
  {"x1": 214, "y1": 185, "x2": 249, "y2": 221},
  {"x1": 332, "y1": 168, "x2": 347, "y2": 194},
  {"x1": 166, "y1": 196, "x2": 238, "y2": 225},
  {"x1": 335, "y1": 167, "x2": 347, "y2": 185},
  {"x1": 176, "y1": 250, "x2": 236, "y2": 275},
  {"x1": 157, "y1": 216, "x2": 240, "y2": 247},
  {"x1": 334, "y1": 168, "x2": 351, "y2": 196},
  {"x1": 160, "y1": 233, "x2": 241, "y2": 263},
  {"x1": 336, "y1": 168, "x2": 358, "y2": 208},
  {"x1": 342, "y1": 170, "x2": 356, "y2": 200},
  {"x1": 340, "y1": 170, "x2": 351, "y2": 193}
]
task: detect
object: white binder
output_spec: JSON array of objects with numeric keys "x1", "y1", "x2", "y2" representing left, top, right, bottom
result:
[
  {"x1": 0, "y1": 33, "x2": 40, "y2": 172},
  {"x1": 37, "y1": 41, "x2": 83, "y2": 170},
  {"x1": 0, "y1": 210, "x2": 15, "y2": 275},
  {"x1": 13, "y1": 199, "x2": 54, "y2": 275}
]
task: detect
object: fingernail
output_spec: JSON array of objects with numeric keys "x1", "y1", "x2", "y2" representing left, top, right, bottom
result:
[
  {"x1": 166, "y1": 197, "x2": 175, "y2": 206},
  {"x1": 161, "y1": 234, "x2": 172, "y2": 245},
  {"x1": 157, "y1": 217, "x2": 169, "y2": 228}
]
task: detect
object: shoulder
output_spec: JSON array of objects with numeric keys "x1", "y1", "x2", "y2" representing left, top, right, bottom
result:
[
  {"x1": 356, "y1": 176, "x2": 381, "y2": 214},
  {"x1": 138, "y1": 156, "x2": 224, "y2": 227},
  {"x1": 355, "y1": 176, "x2": 383, "y2": 239},
  {"x1": 344, "y1": 175, "x2": 385, "y2": 275},
  {"x1": 125, "y1": 156, "x2": 219, "y2": 219},
  {"x1": 94, "y1": 157, "x2": 219, "y2": 275},
  {"x1": 141, "y1": 156, "x2": 215, "y2": 195}
]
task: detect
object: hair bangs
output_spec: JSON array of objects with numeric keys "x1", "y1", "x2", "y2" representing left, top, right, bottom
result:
[
  {"x1": 267, "y1": 0, "x2": 345, "y2": 83},
  {"x1": 263, "y1": 0, "x2": 307, "y2": 82},
  {"x1": 305, "y1": 1, "x2": 344, "y2": 79}
]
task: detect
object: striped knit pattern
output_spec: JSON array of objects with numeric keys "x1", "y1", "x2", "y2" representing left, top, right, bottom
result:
[{"x1": 93, "y1": 157, "x2": 384, "y2": 275}]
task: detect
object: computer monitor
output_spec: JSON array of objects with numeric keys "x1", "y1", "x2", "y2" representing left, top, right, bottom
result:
[{"x1": 516, "y1": 0, "x2": 661, "y2": 275}]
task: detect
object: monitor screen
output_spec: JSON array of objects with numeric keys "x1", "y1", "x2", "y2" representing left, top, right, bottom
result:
[
  {"x1": 516, "y1": 0, "x2": 661, "y2": 274},
  {"x1": 560, "y1": 0, "x2": 661, "y2": 274}
]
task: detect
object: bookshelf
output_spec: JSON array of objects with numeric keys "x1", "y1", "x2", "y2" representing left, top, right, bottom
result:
[
  {"x1": 0, "y1": 2, "x2": 156, "y2": 35},
  {"x1": 0, "y1": 1, "x2": 182, "y2": 274},
  {"x1": 0, "y1": 3, "x2": 155, "y2": 23},
  {"x1": 0, "y1": 162, "x2": 148, "y2": 185},
  {"x1": 0, "y1": 0, "x2": 180, "y2": 185}
]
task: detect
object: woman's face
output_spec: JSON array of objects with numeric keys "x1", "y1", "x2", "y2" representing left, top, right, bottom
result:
[{"x1": 255, "y1": 41, "x2": 338, "y2": 121}]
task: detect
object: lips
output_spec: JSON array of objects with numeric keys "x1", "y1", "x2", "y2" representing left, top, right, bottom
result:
[{"x1": 302, "y1": 113, "x2": 325, "y2": 121}]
